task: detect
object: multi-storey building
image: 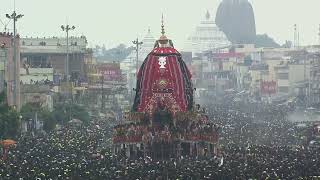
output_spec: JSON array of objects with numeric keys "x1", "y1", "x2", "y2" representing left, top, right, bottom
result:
[
  {"x1": 0, "y1": 33, "x2": 21, "y2": 109},
  {"x1": 20, "y1": 36, "x2": 92, "y2": 81},
  {"x1": 309, "y1": 52, "x2": 320, "y2": 104}
]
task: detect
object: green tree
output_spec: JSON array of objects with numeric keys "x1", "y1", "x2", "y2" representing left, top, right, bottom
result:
[
  {"x1": 0, "y1": 91, "x2": 21, "y2": 139},
  {"x1": 21, "y1": 103, "x2": 61, "y2": 132},
  {"x1": 94, "y1": 44, "x2": 135, "y2": 62},
  {"x1": 52, "y1": 102, "x2": 90, "y2": 125},
  {"x1": 70, "y1": 104, "x2": 90, "y2": 124},
  {"x1": 20, "y1": 103, "x2": 37, "y2": 122},
  {"x1": 254, "y1": 34, "x2": 280, "y2": 48},
  {"x1": 40, "y1": 109, "x2": 57, "y2": 132}
]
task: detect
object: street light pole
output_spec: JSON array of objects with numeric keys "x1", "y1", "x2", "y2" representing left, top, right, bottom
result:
[
  {"x1": 61, "y1": 24, "x2": 75, "y2": 99},
  {"x1": 132, "y1": 38, "x2": 143, "y2": 74},
  {"x1": 61, "y1": 25, "x2": 75, "y2": 81},
  {"x1": 6, "y1": 11, "x2": 23, "y2": 108},
  {"x1": 101, "y1": 75, "x2": 105, "y2": 111},
  {"x1": 132, "y1": 38, "x2": 142, "y2": 104}
]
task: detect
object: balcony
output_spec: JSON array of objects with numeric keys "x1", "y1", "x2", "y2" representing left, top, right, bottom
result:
[
  {"x1": 21, "y1": 45, "x2": 87, "y2": 54},
  {"x1": 20, "y1": 68, "x2": 53, "y2": 75},
  {"x1": 21, "y1": 84, "x2": 51, "y2": 93}
]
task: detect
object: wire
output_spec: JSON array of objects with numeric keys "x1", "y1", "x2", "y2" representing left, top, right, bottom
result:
[
  {"x1": 0, "y1": 19, "x2": 12, "y2": 32},
  {"x1": 0, "y1": 18, "x2": 5, "y2": 26}
]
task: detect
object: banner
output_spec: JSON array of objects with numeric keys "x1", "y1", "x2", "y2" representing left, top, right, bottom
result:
[
  {"x1": 261, "y1": 81, "x2": 277, "y2": 95},
  {"x1": 97, "y1": 63, "x2": 122, "y2": 81}
]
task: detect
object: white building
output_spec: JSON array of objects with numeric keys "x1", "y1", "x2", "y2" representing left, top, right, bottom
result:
[
  {"x1": 185, "y1": 11, "x2": 231, "y2": 56},
  {"x1": 275, "y1": 63, "x2": 310, "y2": 95}
]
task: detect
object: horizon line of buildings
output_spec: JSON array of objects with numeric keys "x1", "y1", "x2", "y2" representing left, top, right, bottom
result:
[{"x1": 1, "y1": 10, "x2": 320, "y2": 114}]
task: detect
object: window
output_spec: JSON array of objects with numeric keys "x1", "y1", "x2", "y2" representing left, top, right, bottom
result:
[
  {"x1": 278, "y1": 86, "x2": 289, "y2": 93},
  {"x1": 278, "y1": 73, "x2": 289, "y2": 80},
  {"x1": 39, "y1": 42, "x2": 46, "y2": 46}
]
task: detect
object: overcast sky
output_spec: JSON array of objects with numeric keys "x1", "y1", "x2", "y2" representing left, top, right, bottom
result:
[{"x1": 1, "y1": 0, "x2": 319, "y2": 49}]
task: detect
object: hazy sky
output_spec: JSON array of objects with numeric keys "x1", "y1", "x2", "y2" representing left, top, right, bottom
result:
[{"x1": 1, "y1": 0, "x2": 319, "y2": 49}]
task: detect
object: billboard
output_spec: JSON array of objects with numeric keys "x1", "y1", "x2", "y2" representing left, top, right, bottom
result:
[
  {"x1": 97, "y1": 63, "x2": 122, "y2": 81},
  {"x1": 261, "y1": 81, "x2": 277, "y2": 95}
]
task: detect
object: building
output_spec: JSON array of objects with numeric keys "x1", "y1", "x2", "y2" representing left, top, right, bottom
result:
[
  {"x1": 185, "y1": 11, "x2": 231, "y2": 56},
  {"x1": 81, "y1": 61, "x2": 129, "y2": 111},
  {"x1": 0, "y1": 33, "x2": 21, "y2": 109},
  {"x1": 191, "y1": 52, "x2": 243, "y2": 98},
  {"x1": 20, "y1": 67, "x2": 53, "y2": 84},
  {"x1": 20, "y1": 36, "x2": 91, "y2": 80},
  {"x1": 235, "y1": 63, "x2": 250, "y2": 91},
  {"x1": 20, "y1": 84, "x2": 53, "y2": 110},
  {"x1": 309, "y1": 52, "x2": 320, "y2": 105},
  {"x1": 248, "y1": 64, "x2": 269, "y2": 97},
  {"x1": 19, "y1": 66, "x2": 54, "y2": 110}
]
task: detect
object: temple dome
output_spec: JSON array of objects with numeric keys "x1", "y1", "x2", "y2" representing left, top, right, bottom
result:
[
  {"x1": 215, "y1": 0, "x2": 256, "y2": 44},
  {"x1": 185, "y1": 11, "x2": 231, "y2": 55}
]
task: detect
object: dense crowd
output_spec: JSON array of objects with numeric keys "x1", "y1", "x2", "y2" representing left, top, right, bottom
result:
[{"x1": 1, "y1": 102, "x2": 320, "y2": 179}]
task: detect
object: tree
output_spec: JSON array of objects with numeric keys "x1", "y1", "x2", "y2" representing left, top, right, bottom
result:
[
  {"x1": 93, "y1": 44, "x2": 135, "y2": 62},
  {"x1": 40, "y1": 109, "x2": 57, "y2": 132},
  {"x1": 52, "y1": 102, "x2": 90, "y2": 125},
  {"x1": 20, "y1": 103, "x2": 58, "y2": 132},
  {"x1": 254, "y1": 34, "x2": 280, "y2": 48},
  {"x1": 20, "y1": 103, "x2": 37, "y2": 122},
  {"x1": 0, "y1": 91, "x2": 21, "y2": 139},
  {"x1": 70, "y1": 104, "x2": 90, "y2": 124}
]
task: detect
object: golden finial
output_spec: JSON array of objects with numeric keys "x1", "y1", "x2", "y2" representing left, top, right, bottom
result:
[{"x1": 161, "y1": 14, "x2": 165, "y2": 36}]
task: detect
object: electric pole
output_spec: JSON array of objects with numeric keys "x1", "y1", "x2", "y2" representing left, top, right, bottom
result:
[
  {"x1": 132, "y1": 38, "x2": 143, "y2": 74},
  {"x1": 61, "y1": 24, "x2": 75, "y2": 82},
  {"x1": 61, "y1": 24, "x2": 75, "y2": 122},
  {"x1": 101, "y1": 75, "x2": 105, "y2": 111},
  {"x1": 6, "y1": 11, "x2": 23, "y2": 108}
]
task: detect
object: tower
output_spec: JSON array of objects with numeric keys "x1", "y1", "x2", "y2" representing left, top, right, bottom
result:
[{"x1": 215, "y1": 0, "x2": 256, "y2": 44}]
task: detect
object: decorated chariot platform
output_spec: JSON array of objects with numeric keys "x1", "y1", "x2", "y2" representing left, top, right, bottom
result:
[{"x1": 112, "y1": 17, "x2": 220, "y2": 159}]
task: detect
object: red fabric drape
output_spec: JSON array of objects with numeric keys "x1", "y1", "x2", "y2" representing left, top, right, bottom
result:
[{"x1": 136, "y1": 47, "x2": 191, "y2": 113}]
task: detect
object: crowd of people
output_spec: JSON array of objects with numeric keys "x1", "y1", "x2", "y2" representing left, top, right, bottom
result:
[
  {"x1": 20, "y1": 79, "x2": 53, "y2": 86},
  {"x1": 23, "y1": 62, "x2": 53, "y2": 70},
  {"x1": 0, "y1": 101, "x2": 320, "y2": 179}
]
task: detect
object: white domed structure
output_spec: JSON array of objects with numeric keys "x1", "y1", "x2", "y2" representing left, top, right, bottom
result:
[
  {"x1": 139, "y1": 28, "x2": 157, "y2": 61},
  {"x1": 185, "y1": 11, "x2": 231, "y2": 56}
]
